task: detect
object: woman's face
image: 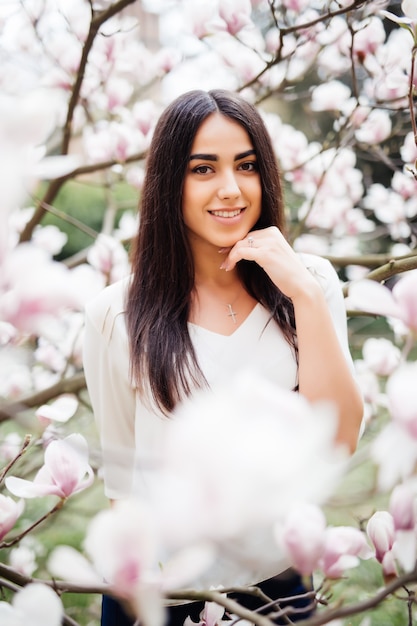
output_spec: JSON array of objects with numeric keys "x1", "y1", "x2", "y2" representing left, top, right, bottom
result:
[{"x1": 182, "y1": 112, "x2": 262, "y2": 253}]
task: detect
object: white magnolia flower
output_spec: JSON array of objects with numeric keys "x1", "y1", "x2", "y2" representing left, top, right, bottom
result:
[{"x1": 0, "y1": 584, "x2": 63, "y2": 626}]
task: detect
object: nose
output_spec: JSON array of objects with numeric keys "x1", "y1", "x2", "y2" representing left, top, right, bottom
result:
[{"x1": 217, "y1": 169, "x2": 241, "y2": 200}]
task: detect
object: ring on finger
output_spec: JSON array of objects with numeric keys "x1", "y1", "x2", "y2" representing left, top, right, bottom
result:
[{"x1": 248, "y1": 236, "x2": 254, "y2": 248}]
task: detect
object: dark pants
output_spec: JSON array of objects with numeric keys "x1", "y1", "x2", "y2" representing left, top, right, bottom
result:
[{"x1": 101, "y1": 570, "x2": 315, "y2": 626}]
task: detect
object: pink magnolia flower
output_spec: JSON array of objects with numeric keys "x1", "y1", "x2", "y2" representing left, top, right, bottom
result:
[
  {"x1": 9, "y1": 541, "x2": 39, "y2": 576},
  {"x1": 389, "y1": 483, "x2": 416, "y2": 531},
  {"x1": 348, "y1": 270, "x2": 417, "y2": 336},
  {"x1": 0, "y1": 583, "x2": 63, "y2": 626},
  {"x1": 310, "y1": 80, "x2": 351, "y2": 112},
  {"x1": 6, "y1": 434, "x2": 94, "y2": 499},
  {"x1": 0, "y1": 494, "x2": 24, "y2": 541},
  {"x1": 279, "y1": 504, "x2": 326, "y2": 576},
  {"x1": 371, "y1": 421, "x2": 417, "y2": 490},
  {"x1": 49, "y1": 500, "x2": 213, "y2": 626},
  {"x1": 185, "y1": 600, "x2": 227, "y2": 626},
  {"x1": 87, "y1": 233, "x2": 130, "y2": 283},
  {"x1": 0, "y1": 244, "x2": 84, "y2": 337},
  {"x1": 362, "y1": 337, "x2": 401, "y2": 377},
  {"x1": 366, "y1": 511, "x2": 395, "y2": 563},
  {"x1": 320, "y1": 526, "x2": 372, "y2": 578},
  {"x1": 381, "y1": 549, "x2": 398, "y2": 579},
  {"x1": 183, "y1": 2, "x2": 225, "y2": 39},
  {"x1": 219, "y1": 0, "x2": 253, "y2": 35},
  {"x1": 382, "y1": 0, "x2": 417, "y2": 40},
  {"x1": 354, "y1": 109, "x2": 392, "y2": 145},
  {"x1": 385, "y1": 362, "x2": 417, "y2": 438},
  {"x1": 400, "y1": 131, "x2": 417, "y2": 164},
  {"x1": 389, "y1": 484, "x2": 417, "y2": 573},
  {"x1": 35, "y1": 394, "x2": 79, "y2": 427},
  {"x1": 153, "y1": 371, "x2": 344, "y2": 554}
]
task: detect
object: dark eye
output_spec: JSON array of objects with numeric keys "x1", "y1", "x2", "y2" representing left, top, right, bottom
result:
[
  {"x1": 239, "y1": 161, "x2": 258, "y2": 172},
  {"x1": 192, "y1": 165, "x2": 213, "y2": 174}
]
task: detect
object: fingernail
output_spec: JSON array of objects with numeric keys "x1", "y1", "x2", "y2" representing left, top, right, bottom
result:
[{"x1": 220, "y1": 262, "x2": 228, "y2": 271}]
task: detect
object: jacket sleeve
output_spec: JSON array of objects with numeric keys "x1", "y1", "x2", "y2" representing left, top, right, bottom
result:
[{"x1": 83, "y1": 283, "x2": 136, "y2": 499}]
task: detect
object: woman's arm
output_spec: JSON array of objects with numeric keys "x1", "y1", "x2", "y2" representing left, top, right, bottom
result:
[{"x1": 224, "y1": 227, "x2": 364, "y2": 453}]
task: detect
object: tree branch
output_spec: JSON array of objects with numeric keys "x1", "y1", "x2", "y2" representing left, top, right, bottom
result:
[
  {"x1": 18, "y1": 0, "x2": 139, "y2": 243},
  {"x1": 0, "y1": 373, "x2": 86, "y2": 423}
]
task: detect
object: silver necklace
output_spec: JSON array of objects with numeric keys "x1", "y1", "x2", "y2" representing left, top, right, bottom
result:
[{"x1": 226, "y1": 303, "x2": 238, "y2": 323}]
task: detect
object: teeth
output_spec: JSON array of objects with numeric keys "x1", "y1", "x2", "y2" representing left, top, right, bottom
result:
[{"x1": 211, "y1": 209, "x2": 242, "y2": 218}]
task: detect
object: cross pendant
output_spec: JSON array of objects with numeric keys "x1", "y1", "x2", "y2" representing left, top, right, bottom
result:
[{"x1": 227, "y1": 304, "x2": 237, "y2": 324}]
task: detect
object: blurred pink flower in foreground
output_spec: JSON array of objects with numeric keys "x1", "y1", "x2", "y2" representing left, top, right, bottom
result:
[
  {"x1": 0, "y1": 244, "x2": 85, "y2": 338},
  {"x1": 347, "y1": 270, "x2": 417, "y2": 336},
  {"x1": 5, "y1": 434, "x2": 94, "y2": 499},
  {"x1": 0, "y1": 494, "x2": 24, "y2": 541},
  {"x1": 0, "y1": 583, "x2": 63, "y2": 626},
  {"x1": 48, "y1": 499, "x2": 213, "y2": 626},
  {"x1": 371, "y1": 363, "x2": 417, "y2": 490},
  {"x1": 153, "y1": 371, "x2": 345, "y2": 554}
]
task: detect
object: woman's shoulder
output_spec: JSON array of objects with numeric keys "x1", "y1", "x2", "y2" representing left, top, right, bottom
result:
[
  {"x1": 84, "y1": 275, "x2": 131, "y2": 338},
  {"x1": 296, "y1": 252, "x2": 341, "y2": 295},
  {"x1": 297, "y1": 251, "x2": 334, "y2": 273}
]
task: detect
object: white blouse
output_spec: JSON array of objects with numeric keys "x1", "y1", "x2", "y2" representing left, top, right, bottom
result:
[{"x1": 83, "y1": 253, "x2": 355, "y2": 587}]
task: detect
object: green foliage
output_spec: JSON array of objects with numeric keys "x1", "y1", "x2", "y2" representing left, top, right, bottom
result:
[{"x1": 36, "y1": 180, "x2": 139, "y2": 260}]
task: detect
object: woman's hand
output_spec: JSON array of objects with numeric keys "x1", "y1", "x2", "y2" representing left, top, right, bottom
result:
[{"x1": 220, "y1": 226, "x2": 319, "y2": 302}]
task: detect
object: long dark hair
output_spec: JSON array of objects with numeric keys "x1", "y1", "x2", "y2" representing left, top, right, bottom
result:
[{"x1": 126, "y1": 89, "x2": 296, "y2": 414}]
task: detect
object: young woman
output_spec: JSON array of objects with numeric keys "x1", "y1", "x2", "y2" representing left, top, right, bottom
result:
[{"x1": 83, "y1": 89, "x2": 363, "y2": 625}]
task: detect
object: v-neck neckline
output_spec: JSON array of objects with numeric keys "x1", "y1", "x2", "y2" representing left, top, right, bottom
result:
[{"x1": 187, "y1": 302, "x2": 262, "y2": 338}]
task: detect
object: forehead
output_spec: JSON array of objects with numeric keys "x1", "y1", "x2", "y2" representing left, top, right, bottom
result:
[{"x1": 191, "y1": 112, "x2": 254, "y2": 154}]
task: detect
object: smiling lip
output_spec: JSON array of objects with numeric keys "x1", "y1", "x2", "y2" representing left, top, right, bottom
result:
[{"x1": 209, "y1": 208, "x2": 245, "y2": 218}]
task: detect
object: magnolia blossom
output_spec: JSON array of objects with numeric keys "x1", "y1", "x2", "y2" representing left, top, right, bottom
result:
[
  {"x1": 185, "y1": 600, "x2": 229, "y2": 626},
  {"x1": 183, "y1": 0, "x2": 226, "y2": 39},
  {"x1": 320, "y1": 526, "x2": 372, "y2": 578},
  {"x1": 86, "y1": 233, "x2": 130, "y2": 284},
  {"x1": 32, "y1": 224, "x2": 68, "y2": 256},
  {"x1": 218, "y1": 0, "x2": 253, "y2": 35},
  {"x1": 389, "y1": 483, "x2": 416, "y2": 531},
  {"x1": 279, "y1": 503, "x2": 372, "y2": 578},
  {"x1": 354, "y1": 108, "x2": 392, "y2": 145},
  {"x1": 400, "y1": 131, "x2": 417, "y2": 164},
  {"x1": 35, "y1": 394, "x2": 79, "y2": 427},
  {"x1": 6, "y1": 434, "x2": 94, "y2": 499},
  {"x1": 348, "y1": 271, "x2": 417, "y2": 336},
  {"x1": 49, "y1": 500, "x2": 214, "y2": 626},
  {"x1": 0, "y1": 244, "x2": 85, "y2": 338},
  {"x1": 386, "y1": 362, "x2": 417, "y2": 438},
  {"x1": 361, "y1": 337, "x2": 401, "y2": 377},
  {"x1": 310, "y1": 80, "x2": 351, "y2": 111},
  {"x1": 0, "y1": 583, "x2": 63, "y2": 626},
  {"x1": 0, "y1": 494, "x2": 24, "y2": 541},
  {"x1": 382, "y1": 0, "x2": 417, "y2": 36},
  {"x1": 366, "y1": 511, "x2": 395, "y2": 563},
  {"x1": 151, "y1": 371, "x2": 346, "y2": 558},
  {"x1": 279, "y1": 504, "x2": 327, "y2": 575},
  {"x1": 372, "y1": 421, "x2": 417, "y2": 491},
  {"x1": 9, "y1": 539, "x2": 40, "y2": 576}
]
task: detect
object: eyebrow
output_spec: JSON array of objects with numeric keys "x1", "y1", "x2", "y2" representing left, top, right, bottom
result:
[{"x1": 189, "y1": 149, "x2": 256, "y2": 162}]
